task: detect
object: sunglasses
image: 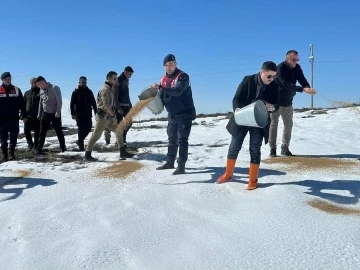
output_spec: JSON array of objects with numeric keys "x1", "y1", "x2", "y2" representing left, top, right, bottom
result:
[
  {"x1": 288, "y1": 58, "x2": 299, "y2": 63},
  {"x1": 267, "y1": 75, "x2": 276, "y2": 79}
]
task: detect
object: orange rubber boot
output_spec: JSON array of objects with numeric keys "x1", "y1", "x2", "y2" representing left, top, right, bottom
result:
[
  {"x1": 217, "y1": 159, "x2": 236, "y2": 184},
  {"x1": 246, "y1": 163, "x2": 259, "y2": 190}
]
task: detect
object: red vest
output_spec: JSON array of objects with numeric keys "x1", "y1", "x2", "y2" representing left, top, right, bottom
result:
[
  {"x1": 0, "y1": 85, "x2": 19, "y2": 98},
  {"x1": 160, "y1": 71, "x2": 183, "y2": 88}
]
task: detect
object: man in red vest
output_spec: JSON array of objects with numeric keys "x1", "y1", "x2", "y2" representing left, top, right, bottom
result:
[
  {"x1": 0, "y1": 72, "x2": 27, "y2": 162},
  {"x1": 152, "y1": 54, "x2": 196, "y2": 175}
]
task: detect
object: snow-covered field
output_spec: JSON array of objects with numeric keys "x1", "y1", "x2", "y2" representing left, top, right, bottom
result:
[{"x1": 1, "y1": 104, "x2": 360, "y2": 270}]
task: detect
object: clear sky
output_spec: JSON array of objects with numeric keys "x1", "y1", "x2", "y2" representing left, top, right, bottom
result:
[{"x1": 2, "y1": 0, "x2": 359, "y2": 113}]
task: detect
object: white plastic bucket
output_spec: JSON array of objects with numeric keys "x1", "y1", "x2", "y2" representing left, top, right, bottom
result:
[
  {"x1": 234, "y1": 100, "x2": 268, "y2": 128},
  {"x1": 138, "y1": 86, "x2": 164, "y2": 115}
]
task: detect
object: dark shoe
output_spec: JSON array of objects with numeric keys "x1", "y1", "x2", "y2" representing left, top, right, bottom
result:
[
  {"x1": 9, "y1": 147, "x2": 16, "y2": 160},
  {"x1": 120, "y1": 146, "x2": 134, "y2": 160},
  {"x1": 61, "y1": 145, "x2": 67, "y2": 153},
  {"x1": 27, "y1": 142, "x2": 34, "y2": 151},
  {"x1": 270, "y1": 148, "x2": 277, "y2": 157},
  {"x1": 1, "y1": 147, "x2": 8, "y2": 162},
  {"x1": 172, "y1": 163, "x2": 185, "y2": 175},
  {"x1": 156, "y1": 162, "x2": 175, "y2": 170},
  {"x1": 34, "y1": 149, "x2": 45, "y2": 155},
  {"x1": 84, "y1": 151, "x2": 97, "y2": 161},
  {"x1": 78, "y1": 141, "x2": 85, "y2": 151},
  {"x1": 281, "y1": 145, "x2": 294, "y2": 156}
]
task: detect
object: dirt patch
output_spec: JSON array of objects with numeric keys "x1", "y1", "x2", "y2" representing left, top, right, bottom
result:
[
  {"x1": 262, "y1": 156, "x2": 360, "y2": 171},
  {"x1": 15, "y1": 170, "x2": 32, "y2": 178},
  {"x1": 308, "y1": 199, "x2": 360, "y2": 216},
  {"x1": 95, "y1": 160, "x2": 144, "y2": 179}
]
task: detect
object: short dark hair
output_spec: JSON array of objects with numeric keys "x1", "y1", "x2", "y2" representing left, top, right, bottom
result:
[
  {"x1": 286, "y1": 50, "x2": 298, "y2": 55},
  {"x1": 261, "y1": 61, "x2": 277, "y2": 72},
  {"x1": 124, "y1": 66, "x2": 134, "y2": 73},
  {"x1": 106, "y1": 71, "x2": 117, "y2": 79},
  {"x1": 35, "y1": 76, "x2": 46, "y2": 83},
  {"x1": 79, "y1": 76, "x2": 87, "y2": 81}
]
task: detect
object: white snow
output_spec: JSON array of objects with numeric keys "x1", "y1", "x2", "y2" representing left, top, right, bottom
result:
[{"x1": 1, "y1": 104, "x2": 360, "y2": 270}]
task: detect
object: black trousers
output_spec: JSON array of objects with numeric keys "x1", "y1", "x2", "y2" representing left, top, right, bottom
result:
[
  {"x1": 38, "y1": 112, "x2": 66, "y2": 151},
  {"x1": 0, "y1": 120, "x2": 19, "y2": 149},
  {"x1": 166, "y1": 119, "x2": 192, "y2": 165},
  {"x1": 121, "y1": 106, "x2": 132, "y2": 142},
  {"x1": 24, "y1": 117, "x2": 40, "y2": 148},
  {"x1": 77, "y1": 117, "x2": 92, "y2": 142},
  {"x1": 227, "y1": 127, "x2": 264, "y2": 164}
]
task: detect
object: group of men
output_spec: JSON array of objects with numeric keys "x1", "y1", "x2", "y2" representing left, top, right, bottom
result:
[
  {"x1": 217, "y1": 50, "x2": 316, "y2": 190},
  {"x1": 0, "y1": 66, "x2": 136, "y2": 162},
  {"x1": 0, "y1": 74, "x2": 66, "y2": 161},
  {"x1": 0, "y1": 50, "x2": 315, "y2": 181}
]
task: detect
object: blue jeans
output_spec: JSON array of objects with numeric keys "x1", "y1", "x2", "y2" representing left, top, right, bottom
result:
[{"x1": 227, "y1": 127, "x2": 264, "y2": 164}]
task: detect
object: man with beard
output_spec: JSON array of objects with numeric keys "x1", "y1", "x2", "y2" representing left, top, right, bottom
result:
[
  {"x1": 70, "y1": 76, "x2": 97, "y2": 151},
  {"x1": 23, "y1": 77, "x2": 41, "y2": 151},
  {"x1": 104, "y1": 66, "x2": 134, "y2": 146},
  {"x1": 84, "y1": 71, "x2": 134, "y2": 161}
]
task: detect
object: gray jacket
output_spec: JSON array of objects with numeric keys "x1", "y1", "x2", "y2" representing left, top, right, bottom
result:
[{"x1": 38, "y1": 82, "x2": 62, "y2": 117}]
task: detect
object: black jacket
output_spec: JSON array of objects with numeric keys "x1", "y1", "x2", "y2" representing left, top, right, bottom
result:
[
  {"x1": 160, "y1": 68, "x2": 196, "y2": 122},
  {"x1": 70, "y1": 86, "x2": 97, "y2": 119},
  {"x1": 0, "y1": 84, "x2": 26, "y2": 120},
  {"x1": 226, "y1": 74, "x2": 279, "y2": 144},
  {"x1": 276, "y1": 61, "x2": 310, "y2": 107},
  {"x1": 24, "y1": 87, "x2": 40, "y2": 118},
  {"x1": 117, "y1": 72, "x2": 132, "y2": 107}
]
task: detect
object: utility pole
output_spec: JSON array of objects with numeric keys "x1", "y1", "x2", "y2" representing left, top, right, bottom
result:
[{"x1": 309, "y1": 44, "x2": 314, "y2": 108}]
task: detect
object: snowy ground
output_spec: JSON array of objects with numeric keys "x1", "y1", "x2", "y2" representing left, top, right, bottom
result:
[{"x1": 1, "y1": 105, "x2": 360, "y2": 270}]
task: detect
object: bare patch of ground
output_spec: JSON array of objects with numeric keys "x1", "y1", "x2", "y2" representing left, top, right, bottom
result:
[
  {"x1": 95, "y1": 161, "x2": 144, "y2": 179},
  {"x1": 308, "y1": 198, "x2": 360, "y2": 216},
  {"x1": 15, "y1": 169, "x2": 32, "y2": 178}
]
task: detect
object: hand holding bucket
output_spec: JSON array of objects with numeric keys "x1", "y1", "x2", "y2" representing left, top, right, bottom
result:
[
  {"x1": 138, "y1": 86, "x2": 164, "y2": 115},
  {"x1": 234, "y1": 100, "x2": 269, "y2": 128}
]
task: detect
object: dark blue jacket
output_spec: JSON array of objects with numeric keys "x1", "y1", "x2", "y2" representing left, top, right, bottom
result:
[
  {"x1": 0, "y1": 84, "x2": 26, "y2": 120},
  {"x1": 159, "y1": 68, "x2": 196, "y2": 122}
]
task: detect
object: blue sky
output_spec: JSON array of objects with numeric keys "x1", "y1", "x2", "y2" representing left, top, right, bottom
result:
[{"x1": 2, "y1": 0, "x2": 360, "y2": 113}]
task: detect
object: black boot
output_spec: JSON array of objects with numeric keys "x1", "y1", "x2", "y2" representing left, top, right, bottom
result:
[
  {"x1": 84, "y1": 151, "x2": 97, "y2": 161},
  {"x1": 156, "y1": 162, "x2": 175, "y2": 170},
  {"x1": 281, "y1": 145, "x2": 294, "y2": 156},
  {"x1": 9, "y1": 147, "x2": 16, "y2": 160},
  {"x1": 172, "y1": 163, "x2": 185, "y2": 175},
  {"x1": 27, "y1": 142, "x2": 34, "y2": 151},
  {"x1": 78, "y1": 140, "x2": 85, "y2": 151},
  {"x1": 61, "y1": 145, "x2": 67, "y2": 153},
  {"x1": 1, "y1": 147, "x2": 8, "y2": 162},
  {"x1": 270, "y1": 148, "x2": 277, "y2": 157},
  {"x1": 120, "y1": 146, "x2": 134, "y2": 160}
]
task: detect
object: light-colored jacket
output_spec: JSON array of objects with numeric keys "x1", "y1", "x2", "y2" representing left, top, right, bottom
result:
[
  {"x1": 97, "y1": 82, "x2": 116, "y2": 118},
  {"x1": 38, "y1": 82, "x2": 62, "y2": 117}
]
